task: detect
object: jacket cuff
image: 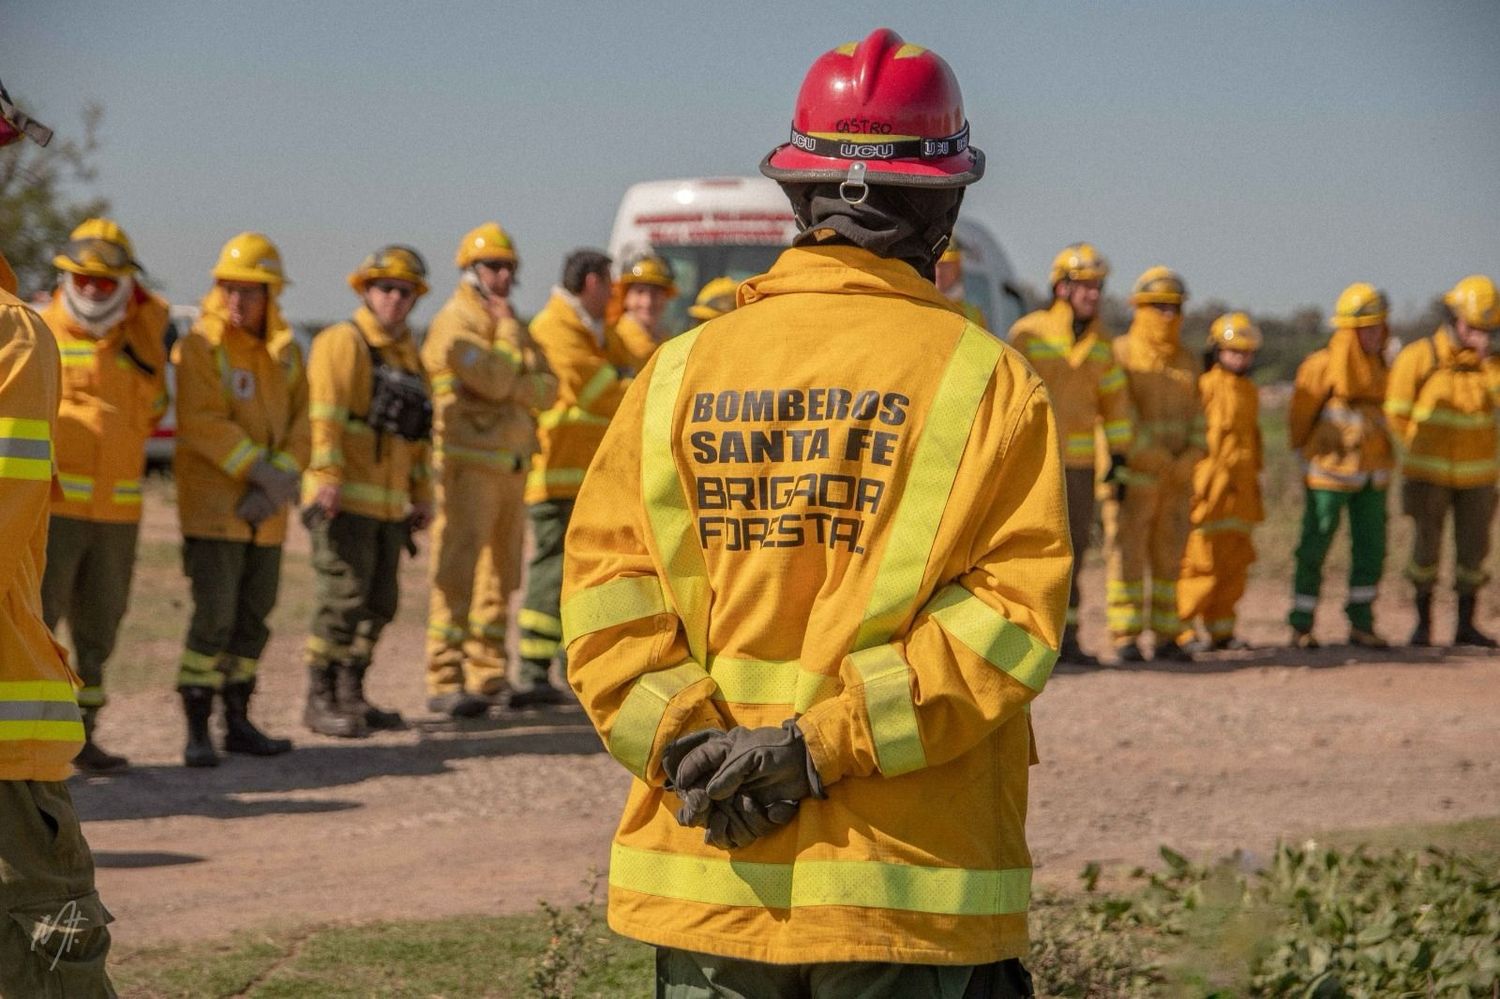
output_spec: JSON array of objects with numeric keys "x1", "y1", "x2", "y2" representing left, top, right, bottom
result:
[{"x1": 795, "y1": 697, "x2": 866, "y2": 786}]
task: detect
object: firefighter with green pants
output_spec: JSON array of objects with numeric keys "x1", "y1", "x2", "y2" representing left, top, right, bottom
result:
[
  {"x1": 1286, "y1": 283, "x2": 1395, "y2": 648},
  {"x1": 517, "y1": 250, "x2": 625, "y2": 707},
  {"x1": 39, "y1": 218, "x2": 169, "y2": 773}
]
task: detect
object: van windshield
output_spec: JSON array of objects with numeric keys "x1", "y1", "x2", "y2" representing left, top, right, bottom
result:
[{"x1": 654, "y1": 244, "x2": 786, "y2": 334}]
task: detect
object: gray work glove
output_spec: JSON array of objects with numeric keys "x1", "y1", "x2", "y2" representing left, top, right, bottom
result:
[
  {"x1": 662, "y1": 728, "x2": 802, "y2": 848},
  {"x1": 703, "y1": 790, "x2": 798, "y2": 850},
  {"x1": 246, "y1": 458, "x2": 301, "y2": 507},
  {"x1": 674, "y1": 719, "x2": 825, "y2": 813},
  {"x1": 235, "y1": 486, "x2": 278, "y2": 526},
  {"x1": 1105, "y1": 452, "x2": 1129, "y2": 505}
]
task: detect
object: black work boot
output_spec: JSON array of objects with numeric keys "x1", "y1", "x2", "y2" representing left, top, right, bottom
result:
[
  {"x1": 179, "y1": 687, "x2": 221, "y2": 768},
  {"x1": 337, "y1": 659, "x2": 405, "y2": 730},
  {"x1": 509, "y1": 681, "x2": 572, "y2": 709},
  {"x1": 1057, "y1": 627, "x2": 1098, "y2": 667},
  {"x1": 75, "y1": 707, "x2": 130, "y2": 774},
  {"x1": 427, "y1": 691, "x2": 492, "y2": 718},
  {"x1": 1409, "y1": 591, "x2": 1434, "y2": 647},
  {"x1": 303, "y1": 664, "x2": 367, "y2": 738},
  {"x1": 1455, "y1": 594, "x2": 1498, "y2": 649},
  {"x1": 222, "y1": 679, "x2": 293, "y2": 756},
  {"x1": 1153, "y1": 639, "x2": 1194, "y2": 663}
]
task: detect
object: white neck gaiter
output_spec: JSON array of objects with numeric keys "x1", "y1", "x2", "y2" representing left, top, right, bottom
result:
[{"x1": 62, "y1": 275, "x2": 134, "y2": 337}]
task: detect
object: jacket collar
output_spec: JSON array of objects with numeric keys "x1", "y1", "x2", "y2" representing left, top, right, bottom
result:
[
  {"x1": 737, "y1": 245, "x2": 967, "y2": 317},
  {"x1": 352, "y1": 305, "x2": 408, "y2": 348},
  {"x1": 546, "y1": 286, "x2": 604, "y2": 342}
]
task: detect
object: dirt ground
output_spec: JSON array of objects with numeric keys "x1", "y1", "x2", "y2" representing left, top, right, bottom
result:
[{"x1": 69, "y1": 485, "x2": 1500, "y2": 953}]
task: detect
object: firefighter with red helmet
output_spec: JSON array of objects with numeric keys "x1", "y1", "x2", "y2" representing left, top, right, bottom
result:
[{"x1": 564, "y1": 29, "x2": 1058, "y2": 997}]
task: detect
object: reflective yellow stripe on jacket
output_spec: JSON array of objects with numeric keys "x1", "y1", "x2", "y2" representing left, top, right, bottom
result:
[
  {"x1": 0, "y1": 417, "x2": 53, "y2": 481},
  {"x1": 564, "y1": 323, "x2": 1057, "y2": 783},
  {"x1": 0, "y1": 680, "x2": 84, "y2": 748}
]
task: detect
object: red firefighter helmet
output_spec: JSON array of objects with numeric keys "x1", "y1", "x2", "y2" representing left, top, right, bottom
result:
[{"x1": 761, "y1": 28, "x2": 984, "y2": 189}]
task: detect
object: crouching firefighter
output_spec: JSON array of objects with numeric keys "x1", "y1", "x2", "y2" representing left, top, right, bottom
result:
[
  {"x1": 303, "y1": 245, "x2": 433, "y2": 737},
  {"x1": 174, "y1": 232, "x2": 307, "y2": 767}
]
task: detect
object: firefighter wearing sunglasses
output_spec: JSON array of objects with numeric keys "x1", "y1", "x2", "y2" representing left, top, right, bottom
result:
[{"x1": 302, "y1": 245, "x2": 434, "y2": 737}]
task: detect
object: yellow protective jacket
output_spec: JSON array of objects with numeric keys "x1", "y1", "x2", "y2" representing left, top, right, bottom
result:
[
  {"x1": 526, "y1": 290, "x2": 631, "y2": 503},
  {"x1": 1288, "y1": 329, "x2": 1394, "y2": 491},
  {"x1": 0, "y1": 288, "x2": 85, "y2": 780},
  {"x1": 1009, "y1": 301, "x2": 1131, "y2": 467},
  {"x1": 563, "y1": 245, "x2": 1070, "y2": 966},
  {"x1": 307, "y1": 307, "x2": 432, "y2": 521},
  {"x1": 1385, "y1": 327, "x2": 1500, "y2": 488},
  {"x1": 1112, "y1": 311, "x2": 1206, "y2": 486},
  {"x1": 1191, "y1": 366, "x2": 1263, "y2": 531},
  {"x1": 422, "y1": 282, "x2": 558, "y2": 471},
  {"x1": 173, "y1": 289, "x2": 310, "y2": 546},
  {"x1": 608, "y1": 314, "x2": 662, "y2": 376},
  {"x1": 41, "y1": 287, "x2": 169, "y2": 522}
]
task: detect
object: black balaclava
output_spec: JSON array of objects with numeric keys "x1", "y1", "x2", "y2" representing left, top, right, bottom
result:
[{"x1": 779, "y1": 182, "x2": 964, "y2": 282}]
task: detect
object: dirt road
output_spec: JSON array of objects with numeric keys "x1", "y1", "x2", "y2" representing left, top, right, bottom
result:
[{"x1": 70, "y1": 491, "x2": 1500, "y2": 952}]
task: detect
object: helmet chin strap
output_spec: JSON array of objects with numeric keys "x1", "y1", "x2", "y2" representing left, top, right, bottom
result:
[{"x1": 462, "y1": 267, "x2": 491, "y2": 299}]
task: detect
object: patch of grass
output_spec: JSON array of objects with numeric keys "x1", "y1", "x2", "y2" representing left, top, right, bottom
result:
[
  {"x1": 111, "y1": 824, "x2": 1500, "y2": 997},
  {"x1": 110, "y1": 910, "x2": 653, "y2": 998}
]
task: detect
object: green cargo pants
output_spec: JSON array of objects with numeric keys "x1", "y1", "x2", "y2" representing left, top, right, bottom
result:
[
  {"x1": 517, "y1": 498, "x2": 572, "y2": 688},
  {"x1": 41, "y1": 516, "x2": 140, "y2": 711},
  {"x1": 0, "y1": 780, "x2": 116, "y2": 997},
  {"x1": 306, "y1": 511, "x2": 408, "y2": 666},
  {"x1": 656, "y1": 948, "x2": 1034, "y2": 998},
  {"x1": 1403, "y1": 479, "x2": 1497, "y2": 594},
  {"x1": 178, "y1": 537, "x2": 283, "y2": 689},
  {"x1": 1289, "y1": 483, "x2": 1387, "y2": 633}
]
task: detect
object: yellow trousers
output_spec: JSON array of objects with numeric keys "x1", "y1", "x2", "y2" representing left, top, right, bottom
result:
[
  {"x1": 1107, "y1": 476, "x2": 1192, "y2": 643},
  {"x1": 425, "y1": 460, "x2": 527, "y2": 696},
  {"x1": 1176, "y1": 528, "x2": 1254, "y2": 643}
]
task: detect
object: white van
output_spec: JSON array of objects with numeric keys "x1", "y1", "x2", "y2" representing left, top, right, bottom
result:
[{"x1": 607, "y1": 176, "x2": 1025, "y2": 335}]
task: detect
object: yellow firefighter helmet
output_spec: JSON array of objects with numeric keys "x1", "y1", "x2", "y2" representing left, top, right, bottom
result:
[
  {"x1": 1331, "y1": 282, "x2": 1388, "y2": 329},
  {"x1": 52, "y1": 217, "x2": 141, "y2": 278},
  {"x1": 348, "y1": 244, "x2": 429, "y2": 297},
  {"x1": 455, "y1": 222, "x2": 518, "y2": 269},
  {"x1": 1130, "y1": 265, "x2": 1188, "y2": 306},
  {"x1": 1443, "y1": 274, "x2": 1500, "y2": 331},
  {"x1": 1048, "y1": 242, "x2": 1109, "y2": 287},
  {"x1": 621, "y1": 253, "x2": 678, "y2": 298},
  {"x1": 212, "y1": 232, "x2": 288, "y2": 288},
  {"x1": 687, "y1": 276, "x2": 739, "y2": 320},
  {"x1": 1207, "y1": 311, "x2": 1263, "y2": 351}
]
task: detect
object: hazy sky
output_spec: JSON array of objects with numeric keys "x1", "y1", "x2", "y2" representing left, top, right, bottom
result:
[{"x1": 4, "y1": 0, "x2": 1498, "y2": 325}]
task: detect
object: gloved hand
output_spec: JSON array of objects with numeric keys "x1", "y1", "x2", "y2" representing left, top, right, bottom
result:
[
  {"x1": 1104, "y1": 452, "x2": 1129, "y2": 505},
  {"x1": 235, "y1": 486, "x2": 278, "y2": 526},
  {"x1": 703, "y1": 790, "x2": 799, "y2": 849},
  {"x1": 247, "y1": 459, "x2": 301, "y2": 507},
  {"x1": 674, "y1": 719, "x2": 825, "y2": 809},
  {"x1": 662, "y1": 729, "x2": 728, "y2": 828},
  {"x1": 663, "y1": 728, "x2": 807, "y2": 847}
]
